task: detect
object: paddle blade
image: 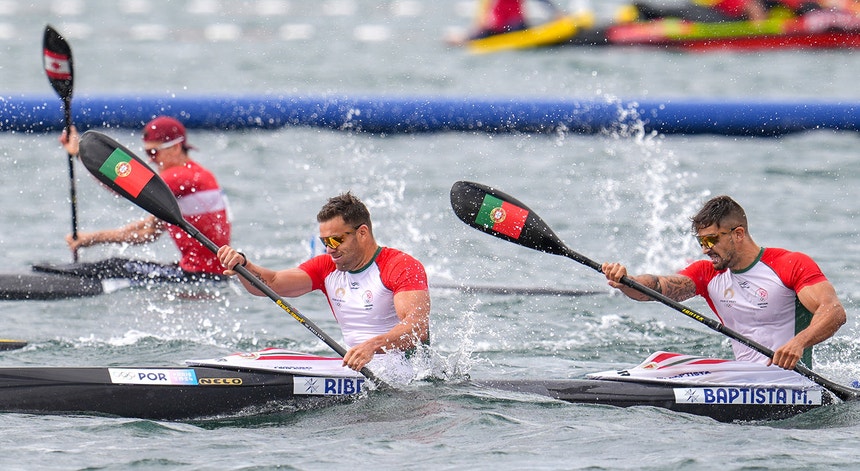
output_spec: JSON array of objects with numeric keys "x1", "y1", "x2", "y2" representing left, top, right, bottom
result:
[
  {"x1": 43, "y1": 25, "x2": 73, "y2": 99},
  {"x1": 450, "y1": 181, "x2": 569, "y2": 257},
  {"x1": 78, "y1": 131, "x2": 185, "y2": 227}
]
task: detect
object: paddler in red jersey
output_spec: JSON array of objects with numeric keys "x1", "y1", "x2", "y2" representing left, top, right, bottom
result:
[
  {"x1": 59, "y1": 116, "x2": 232, "y2": 281},
  {"x1": 469, "y1": 0, "x2": 564, "y2": 39},
  {"x1": 602, "y1": 195, "x2": 846, "y2": 371}
]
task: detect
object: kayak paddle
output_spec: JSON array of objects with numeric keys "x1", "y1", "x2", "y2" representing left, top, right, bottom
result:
[
  {"x1": 43, "y1": 25, "x2": 79, "y2": 262},
  {"x1": 449, "y1": 180, "x2": 860, "y2": 402},
  {"x1": 76, "y1": 130, "x2": 385, "y2": 388}
]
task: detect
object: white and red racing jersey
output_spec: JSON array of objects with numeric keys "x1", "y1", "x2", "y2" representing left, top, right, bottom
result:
[
  {"x1": 679, "y1": 247, "x2": 827, "y2": 366},
  {"x1": 161, "y1": 160, "x2": 231, "y2": 274},
  {"x1": 299, "y1": 247, "x2": 429, "y2": 348}
]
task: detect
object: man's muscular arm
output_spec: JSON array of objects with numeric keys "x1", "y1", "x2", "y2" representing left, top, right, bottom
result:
[{"x1": 601, "y1": 262, "x2": 696, "y2": 302}]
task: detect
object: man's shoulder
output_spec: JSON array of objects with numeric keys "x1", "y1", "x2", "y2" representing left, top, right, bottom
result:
[
  {"x1": 760, "y1": 247, "x2": 816, "y2": 265},
  {"x1": 162, "y1": 160, "x2": 214, "y2": 178},
  {"x1": 681, "y1": 259, "x2": 718, "y2": 275},
  {"x1": 162, "y1": 160, "x2": 220, "y2": 192},
  {"x1": 299, "y1": 254, "x2": 336, "y2": 274},
  {"x1": 376, "y1": 247, "x2": 428, "y2": 290},
  {"x1": 377, "y1": 247, "x2": 423, "y2": 266}
]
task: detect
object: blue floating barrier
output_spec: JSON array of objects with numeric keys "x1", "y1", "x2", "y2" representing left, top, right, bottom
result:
[{"x1": 1, "y1": 94, "x2": 858, "y2": 136}]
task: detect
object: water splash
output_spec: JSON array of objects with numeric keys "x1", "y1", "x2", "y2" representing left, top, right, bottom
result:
[{"x1": 595, "y1": 96, "x2": 707, "y2": 274}]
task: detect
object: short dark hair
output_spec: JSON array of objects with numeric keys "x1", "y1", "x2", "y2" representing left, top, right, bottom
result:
[
  {"x1": 317, "y1": 192, "x2": 373, "y2": 232},
  {"x1": 690, "y1": 195, "x2": 747, "y2": 233}
]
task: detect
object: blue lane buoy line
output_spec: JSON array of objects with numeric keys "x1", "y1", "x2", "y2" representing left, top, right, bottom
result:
[{"x1": 1, "y1": 94, "x2": 858, "y2": 137}]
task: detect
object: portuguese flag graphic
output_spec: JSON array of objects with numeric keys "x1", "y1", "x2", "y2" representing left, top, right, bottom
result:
[
  {"x1": 474, "y1": 193, "x2": 529, "y2": 239},
  {"x1": 98, "y1": 148, "x2": 154, "y2": 198}
]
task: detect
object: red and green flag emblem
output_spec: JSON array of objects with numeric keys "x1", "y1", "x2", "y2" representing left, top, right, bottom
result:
[
  {"x1": 98, "y1": 149, "x2": 154, "y2": 198},
  {"x1": 475, "y1": 194, "x2": 529, "y2": 239}
]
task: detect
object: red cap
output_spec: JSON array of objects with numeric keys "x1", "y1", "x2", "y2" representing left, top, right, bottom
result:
[{"x1": 142, "y1": 116, "x2": 194, "y2": 149}]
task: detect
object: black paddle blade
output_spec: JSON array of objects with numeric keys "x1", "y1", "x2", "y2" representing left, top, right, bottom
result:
[
  {"x1": 450, "y1": 181, "x2": 569, "y2": 257},
  {"x1": 450, "y1": 181, "x2": 603, "y2": 272},
  {"x1": 78, "y1": 131, "x2": 186, "y2": 228},
  {"x1": 43, "y1": 25, "x2": 73, "y2": 99}
]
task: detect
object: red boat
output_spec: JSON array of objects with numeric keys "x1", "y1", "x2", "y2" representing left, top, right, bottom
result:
[{"x1": 598, "y1": 9, "x2": 860, "y2": 51}]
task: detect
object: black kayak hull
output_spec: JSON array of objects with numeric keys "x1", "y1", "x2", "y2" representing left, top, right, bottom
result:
[
  {"x1": 0, "y1": 366, "x2": 364, "y2": 420},
  {"x1": 0, "y1": 258, "x2": 227, "y2": 301},
  {"x1": 0, "y1": 272, "x2": 107, "y2": 300},
  {"x1": 477, "y1": 379, "x2": 835, "y2": 422},
  {"x1": 0, "y1": 364, "x2": 833, "y2": 422}
]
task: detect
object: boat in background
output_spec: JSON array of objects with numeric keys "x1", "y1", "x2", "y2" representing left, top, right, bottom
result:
[
  {"x1": 600, "y1": 8, "x2": 860, "y2": 51},
  {"x1": 456, "y1": 7, "x2": 860, "y2": 52},
  {"x1": 0, "y1": 257, "x2": 227, "y2": 300},
  {"x1": 465, "y1": 14, "x2": 589, "y2": 54},
  {"x1": 0, "y1": 349, "x2": 836, "y2": 422}
]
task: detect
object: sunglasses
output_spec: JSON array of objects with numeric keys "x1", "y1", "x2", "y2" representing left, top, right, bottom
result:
[
  {"x1": 695, "y1": 225, "x2": 740, "y2": 249},
  {"x1": 145, "y1": 136, "x2": 185, "y2": 159},
  {"x1": 319, "y1": 231, "x2": 354, "y2": 250}
]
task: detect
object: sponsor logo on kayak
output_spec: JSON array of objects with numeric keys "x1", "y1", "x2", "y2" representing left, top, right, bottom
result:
[
  {"x1": 199, "y1": 377, "x2": 243, "y2": 386},
  {"x1": 674, "y1": 387, "x2": 822, "y2": 406},
  {"x1": 108, "y1": 368, "x2": 198, "y2": 385},
  {"x1": 294, "y1": 376, "x2": 365, "y2": 396}
]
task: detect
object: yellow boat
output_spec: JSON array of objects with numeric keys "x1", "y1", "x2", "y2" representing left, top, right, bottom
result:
[{"x1": 467, "y1": 14, "x2": 588, "y2": 54}]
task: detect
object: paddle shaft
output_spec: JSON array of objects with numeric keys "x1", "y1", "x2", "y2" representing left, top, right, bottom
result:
[
  {"x1": 175, "y1": 219, "x2": 383, "y2": 385},
  {"x1": 63, "y1": 94, "x2": 79, "y2": 262}
]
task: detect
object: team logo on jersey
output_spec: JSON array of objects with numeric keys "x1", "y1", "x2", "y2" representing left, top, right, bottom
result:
[
  {"x1": 723, "y1": 288, "x2": 734, "y2": 299},
  {"x1": 756, "y1": 288, "x2": 768, "y2": 302},
  {"x1": 362, "y1": 290, "x2": 373, "y2": 305}
]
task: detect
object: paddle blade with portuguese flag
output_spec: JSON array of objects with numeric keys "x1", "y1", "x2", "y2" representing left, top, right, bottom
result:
[
  {"x1": 449, "y1": 181, "x2": 572, "y2": 258},
  {"x1": 78, "y1": 131, "x2": 185, "y2": 228},
  {"x1": 43, "y1": 25, "x2": 73, "y2": 100}
]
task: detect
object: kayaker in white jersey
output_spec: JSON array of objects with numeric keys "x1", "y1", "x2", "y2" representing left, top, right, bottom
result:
[
  {"x1": 602, "y1": 195, "x2": 846, "y2": 371},
  {"x1": 217, "y1": 192, "x2": 431, "y2": 378}
]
